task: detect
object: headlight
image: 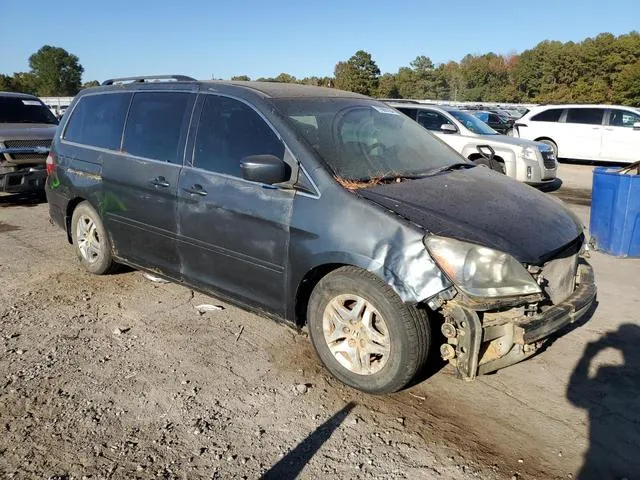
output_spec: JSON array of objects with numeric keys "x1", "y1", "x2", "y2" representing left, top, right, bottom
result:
[
  {"x1": 424, "y1": 236, "x2": 541, "y2": 298},
  {"x1": 519, "y1": 146, "x2": 538, "y2": 161}
]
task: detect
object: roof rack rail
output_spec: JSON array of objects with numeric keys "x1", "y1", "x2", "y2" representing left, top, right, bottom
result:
[
  {"x1": 378, "y1": 98, "x2": 420, "y2": 104},
  {"x1": 102, "y1": 75, "x2": 196, "y2": 86}
]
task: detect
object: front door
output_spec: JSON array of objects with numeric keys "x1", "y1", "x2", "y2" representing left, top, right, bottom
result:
[
  {"x1": 601, "y1": 109, "x2": 640, "y2": 162},
  {"x1": 102, "y1": 91, "x2": 196, "y2": 275},
  {"x1": 177, "y1": 94, "x2": 294, "y2": 314}
]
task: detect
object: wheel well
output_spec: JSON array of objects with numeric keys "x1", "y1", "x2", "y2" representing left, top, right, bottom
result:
[
  {"x1": 468, "y1": 153, "x2": 505, "y2": 163},
  {"x1": 534, "y1": 137, "x2": 556, "y2": 146},
  {"x1": 65, "y1": 197, "x2": 86, "y2": 243},
  {"x1": 294, "y1": 263, "x2": 347, "y2": 328}
]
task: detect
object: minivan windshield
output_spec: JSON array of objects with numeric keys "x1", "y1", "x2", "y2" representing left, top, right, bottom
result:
[
  {"x1": 448, "y1": 109, "x2": 498, "y2": 135},
  {"x1": 273, "y1": 98, "x2": 464, "y2": 182},
  {"x1": 0, "y1": 97, "x2": 59, "y2": 125}
]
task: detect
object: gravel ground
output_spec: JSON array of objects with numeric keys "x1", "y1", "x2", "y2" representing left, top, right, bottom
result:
[{"x1": 1, "y1": 169, "x2": 639, "y2": 479}]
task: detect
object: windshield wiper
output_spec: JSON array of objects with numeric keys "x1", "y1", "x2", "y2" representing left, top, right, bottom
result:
[{"x1": 425, "y1": 162, "x2": 475, "y2": 176}]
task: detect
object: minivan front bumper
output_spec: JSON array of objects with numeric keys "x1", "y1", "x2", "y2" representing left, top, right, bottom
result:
[{"x1": 439, "y1": 261, "x2": 596, "y2": 380}]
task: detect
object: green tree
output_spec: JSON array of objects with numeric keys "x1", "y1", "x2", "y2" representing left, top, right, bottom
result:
[
  {"x1": 376, "y1": 73, "x2": 400, "y2": 98},
  {"x1": 82, "y1": 80, "x2": 100, "y2": 89},
  {"x1": 334, "y1": 50, "x2": 380, "y2": 95},
  {"x1": 274, "y1": 73, "x2": 297, "y2": 83},
  {"x1": 28, "y1": 45, "x2": 84, "y2": 96},
  {"x1": 0, "y1": 74, "x2": 15, "y2": 91},
  {"x1": 231, "y1": 75, "x2": 251, "y2": 81},
  {"x1": 11, "y1": 72, "x2": 38, "y2": 95},
  {"x1": 613, "y1": 60, "x2": 640, "y2": 106}
]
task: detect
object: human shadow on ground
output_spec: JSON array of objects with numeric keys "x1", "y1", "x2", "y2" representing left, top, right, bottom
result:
[
  {"x1": 567, "y1": 323, "x2": 640, "y2": 479},
  {"x1": 261, "y1": 401, "x2": 355, "y2": 479}
]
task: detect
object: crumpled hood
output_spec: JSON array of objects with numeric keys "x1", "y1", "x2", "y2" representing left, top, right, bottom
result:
[
  {"x1": 0, "y1": 124, "x2": 57, "y2": 141},
  {"x1": 357, "y1": 166, "x2": 583, "y2": 265}
]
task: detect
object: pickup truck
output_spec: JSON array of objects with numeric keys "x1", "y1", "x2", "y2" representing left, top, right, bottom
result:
[{"x1": 0, "y1": 92, "x2": 58, "y2": 194}]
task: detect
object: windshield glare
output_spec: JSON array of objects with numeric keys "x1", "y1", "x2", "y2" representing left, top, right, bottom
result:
[
  {"x1": 0, "y1": 97, "x2": 59, "y2": 124},
  {"x1": 448, "y1": 109, "x2": 498, "y2": 135},
  {"x1": 274, "y1": 98, "x2": 463, "y2": 182}
]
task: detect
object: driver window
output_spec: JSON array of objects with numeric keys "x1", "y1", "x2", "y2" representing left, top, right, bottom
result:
[
  {"x1": 610, "y1": 110, "x2": 640, "y2": 128},
  {"x1": 416, "y1": 110, "x2": 453, "y2": 131},
  {"x1": 194, "y1": 95, "x2": 285, "y2": 177}
]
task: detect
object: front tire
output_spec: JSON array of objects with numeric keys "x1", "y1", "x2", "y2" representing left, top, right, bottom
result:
[
  {"x1": 71, "y1": 201, "x2": 116, "y2": 275},
  {"x1": 307, "y1": 266, "x2": 431, "y2": 394}
]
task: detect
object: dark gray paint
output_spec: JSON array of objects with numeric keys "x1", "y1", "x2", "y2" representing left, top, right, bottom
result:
[
  {"x1": 358, "y1": 167, "x2": 583, "y2": 265},
  {"x1": 46, "y1": 80, "x2": 583, "y2": 329}
]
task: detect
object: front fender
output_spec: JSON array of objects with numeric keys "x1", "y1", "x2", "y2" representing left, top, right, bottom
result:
[{"x1": 302, "y1": 233, "x2": 451, "y2": 305}]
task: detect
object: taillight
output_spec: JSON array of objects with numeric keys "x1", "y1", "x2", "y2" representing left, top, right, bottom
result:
[{"x1": 46, "y1": 152, "x2": 56, "y2": 175}]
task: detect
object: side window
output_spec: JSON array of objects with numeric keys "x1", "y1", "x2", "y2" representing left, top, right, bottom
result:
[
  {"x1": 476, "y1": 112, "x2": 489, "y2": 122},
  {"x1": 610, "y1": 110, "x2": 640, "y2": 128},
  {"x1": 397, "y1": 108, "x2": 418, "y2": 120},
  {"x1": 122, "y1": 92, "x2": 194, "y2": 163},
  {"x1": 64, "y1": 93, "x2": 132, "y2": 149},
  {"x1": 193, "y1": 95, "x2": 285, "y2": 177},
  {"x1": 531, "y1": 108, "x2": 563, "y2": 122},
  {"x1": 566, "y1": 108, "x2": 604, "y2": 125},
  {"x1": 416, "y1": 110, "x2": 453, "y2": 131}
]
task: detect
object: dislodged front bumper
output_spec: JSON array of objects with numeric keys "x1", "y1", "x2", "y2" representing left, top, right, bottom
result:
[{"x1": 439, "y1": 261, "x2": 596, "y2": 380}]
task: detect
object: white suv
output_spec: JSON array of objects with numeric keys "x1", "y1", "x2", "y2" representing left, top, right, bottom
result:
[
  {"x1": 515, "y1": 104, "x2": 640, "y2": 163},
  {"x1": 388, "y1": 102, "x2": 557, "y2": 186}
]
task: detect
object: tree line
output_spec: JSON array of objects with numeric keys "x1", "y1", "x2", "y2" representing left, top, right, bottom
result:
[
  {"x1": 235, "y1": 31, "x2": 640, "y2": 106},
  {"x1": 3, "y1": 32, "x2": 639, "y2": 106}
]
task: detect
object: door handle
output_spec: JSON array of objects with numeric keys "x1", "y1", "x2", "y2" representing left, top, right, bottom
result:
[
  {"x1": 150, "y1": 176, "x2": 170, "y2": 187},
  {"x1": 604, "y1": 127, "x2": 614, "y2": 131},
  {"x1": 183, "y1": 184, "x2": 208, "y2": 196}
]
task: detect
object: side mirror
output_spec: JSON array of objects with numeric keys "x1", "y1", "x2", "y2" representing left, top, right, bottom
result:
[
  {"x1": 477, "y1": 144, "x2": 495, "y2": 159},
  {"x1": 240, "y1": 155, "x2": 289, "y2": 185},
  {"x1": 633, "y1": 122, "x2": 640, "y2": 130},
  {"x1": 440, "y1": 124, "x2": 457, "y2": 134}
]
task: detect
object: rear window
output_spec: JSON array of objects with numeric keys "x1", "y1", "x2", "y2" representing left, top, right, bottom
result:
[
  {"x1": 0, "y1": 97, "x2": 58, "y2": 125},
  {"x1": 122, "y1": 92, "x2": 194, "y2": 163},
  {"x1": 531, "y1": 108, "x2": 563, "y2": 122},
  {"x1": 64, "y1": 93, "x2": 132, "y2": 149},
  {"x1": 566, "y1": 108, "x2": 604, "y2": 125}
]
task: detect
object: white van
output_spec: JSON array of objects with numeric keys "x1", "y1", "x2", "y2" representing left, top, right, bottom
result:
[
  {"x1": 388, "y1": 102, "x2": 557, "y2": 186},
  {"x1": 515, "y1": 105, "x2": 640, "y2": 163}
]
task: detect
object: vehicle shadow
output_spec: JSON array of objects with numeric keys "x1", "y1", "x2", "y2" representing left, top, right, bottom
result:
[
  {"x1": 567, "y1": 323, "x2": 640, "y2": 479},
  {"x1": 0, "y1": 192, "x2": 47, "y2": 208},
  {"x1": 261, "y1": 402, "x2": 355, "y2": 479}
]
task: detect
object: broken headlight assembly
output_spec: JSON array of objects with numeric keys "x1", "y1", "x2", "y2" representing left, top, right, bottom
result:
[{"x1": 424, "y1": 235, "x2": 541, "y2": 298}]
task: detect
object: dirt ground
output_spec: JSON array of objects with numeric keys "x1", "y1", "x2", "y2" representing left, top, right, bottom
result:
[{"x1": 1, "y1": 164, "x2": 639, "y2": 479}]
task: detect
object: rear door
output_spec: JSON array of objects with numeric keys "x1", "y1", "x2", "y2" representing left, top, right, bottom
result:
[
  {"x1": 102, "y1": 91, "x2": 196, "y2": 275},
  {"x1": 562, "y1": 108, "x2": 605, "y2": 160},
  {"x1": 177, "y1": 94, "x2": 294, "y2": 314},
  {"x1": 601, "y1": 109, "x2": 640, "y2": 162}
]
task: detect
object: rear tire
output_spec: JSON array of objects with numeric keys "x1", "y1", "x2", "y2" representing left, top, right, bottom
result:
[
  {"x1": 538, "y1": 139, "x2": 558, "y2": 158},
  {"x1": 307, "y1": 266, "x2": 431, "y2": 394},
  {"x1": 71, "y1": 202, "x2": 117, "y2": 275}
]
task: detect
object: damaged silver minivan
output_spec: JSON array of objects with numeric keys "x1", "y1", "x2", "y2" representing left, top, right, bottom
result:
[{"x1": 47, "y1": 78, "x2": 596, "y2": 394}]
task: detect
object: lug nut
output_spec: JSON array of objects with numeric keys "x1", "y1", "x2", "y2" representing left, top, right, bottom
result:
[
  {"x1": 440, "y1": 344, "x2": 456, "y2": 361},
  {"x1": 441, "y1": 323, "x2": 457, "y2": 339}
]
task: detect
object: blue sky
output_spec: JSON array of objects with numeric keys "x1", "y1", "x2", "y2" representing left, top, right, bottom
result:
[{"x1": 2, "y1": 0, "x2": 639, "y2": 82}]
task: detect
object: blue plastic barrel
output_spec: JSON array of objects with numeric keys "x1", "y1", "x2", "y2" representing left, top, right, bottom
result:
[{"x1": 589, "y1": 166, "x2": 640, "y2": 257}]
